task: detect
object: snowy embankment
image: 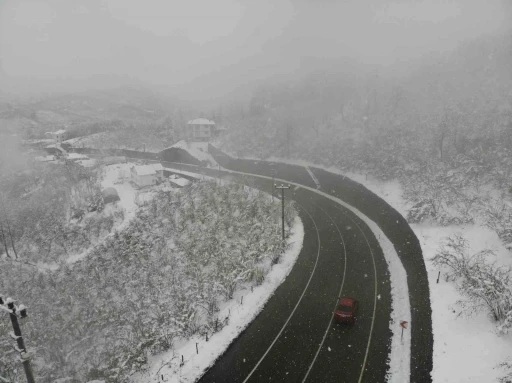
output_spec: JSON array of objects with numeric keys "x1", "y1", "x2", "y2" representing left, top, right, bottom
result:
[
  {"x1": 134, "y1": 215, "x2": 304, "y2": 383},
  {"x1": 170, "y1": 140, "x2": 218, "y2": 167},
  {"x1": 65, "y1": 162, "x2": 153, "y2": 265}
]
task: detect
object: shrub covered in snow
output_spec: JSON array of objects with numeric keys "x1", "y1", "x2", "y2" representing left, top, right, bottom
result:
[
  {"x1": 0, "y1": 161, "x2": 126, "y2": 263},
  {"x1": 432, "y1": 234, "x2": 512, "y2": 326}
]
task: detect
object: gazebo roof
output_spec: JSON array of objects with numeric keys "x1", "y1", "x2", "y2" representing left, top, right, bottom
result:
[{"x1": 187, "y1": 118, "x2": 215, "y2": 125}]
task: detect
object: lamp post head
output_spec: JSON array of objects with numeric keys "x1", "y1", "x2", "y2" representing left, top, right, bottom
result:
[
  {"x1": 6, "y1": 298, "x2": 14, "y2": 311},
  {"x1": 18, "y1": 304, "x2": 27, "y2": 318}
]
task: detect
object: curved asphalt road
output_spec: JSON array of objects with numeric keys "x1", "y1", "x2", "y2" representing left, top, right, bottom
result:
[{"x1": 161, "y1": 161, "x2": 393, "y2": 382}]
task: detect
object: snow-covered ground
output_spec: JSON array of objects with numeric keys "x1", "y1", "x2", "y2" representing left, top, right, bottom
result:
[
  {"x1": 170, "y1": 140, "x2": 219, "y2": 167},
  {"x1": 65, "y1": 162, "x2": 154, "y2": 265},
  {"x1": 100, "y1": 163, "x2": 140, "y2": 223},
  {"x1": 62, "y1": 132, "x2": 107, "y2": 147},
  {"x1": 133, "y1": 215, "x2": 304, "y2": 383},
  {"x1": 323, "y1": 169, "x2": 512, "y2": 383}
]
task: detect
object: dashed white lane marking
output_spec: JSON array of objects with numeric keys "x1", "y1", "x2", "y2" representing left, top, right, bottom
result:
[{"x1": 305, "y1": 166, "x2": 321, "y2": 189}]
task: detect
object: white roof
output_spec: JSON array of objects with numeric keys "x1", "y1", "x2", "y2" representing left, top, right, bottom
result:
[
  {"x1": 163, "y1": 167, "x2": 201, "y2": 180},
  {"x1": 45, "y1": 130, "x2": 67, "y2": 136},
  {"x1": 131, "y1": 165, "x2": 156, "y2": 176},
  {"x1": 169, "y1": 177, "x2": 190, "y2": 187},
  {"x1": 35, "y1": 155, "x2": 56, "y2": 162},
  {"x1": 152, "y1": 163, "x2": 164, "y2": 171},
  {"x1": 67, "y1": 153, "x2": 89, "y2": 160},
  {"x1": 187, "y1": 118, "x2": 215, "y2": 125}
]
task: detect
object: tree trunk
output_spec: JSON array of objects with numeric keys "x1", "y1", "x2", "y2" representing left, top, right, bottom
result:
[
  {"x1": 6, "y1": 222, "x2": 19, "y2": 259},
  {"x1": 0, "y1": 221, "x2": 11, "y2": 258},
  {"x1": 439, "y1": 130, "x2": 447, "y2": 160}
]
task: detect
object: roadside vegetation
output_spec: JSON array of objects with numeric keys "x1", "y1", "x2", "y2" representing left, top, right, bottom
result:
[
  {"x1": 0, "y1": 159, "x2": 124, "y2": 265},
  {"x1": 0, "y1": 180, "x2": 295, "y2": 382}
]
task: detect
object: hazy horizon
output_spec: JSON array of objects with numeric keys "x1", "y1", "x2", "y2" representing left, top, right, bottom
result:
[{"x1": 1, "y1": 0, "x2": 511, "y2": 103}]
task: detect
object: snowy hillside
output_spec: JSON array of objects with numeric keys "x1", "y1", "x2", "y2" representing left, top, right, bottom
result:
[
  {"x1": 0, "y1": 172, "x2": 301, "y2": 382},
  {"x1": 169, "y1": 140, "x2": 218, "y2": 167}
]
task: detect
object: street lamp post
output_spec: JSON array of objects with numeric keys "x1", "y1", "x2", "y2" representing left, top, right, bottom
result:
[
  {"x1": 271, "y1": 168, "x2": 277, "y2": 202},
  {"x1": 274, "y1": 184, "x2": 290, "y2": 240},
  {"x1": 1, "y1": 296, "x2": 35, "y2": 383}
]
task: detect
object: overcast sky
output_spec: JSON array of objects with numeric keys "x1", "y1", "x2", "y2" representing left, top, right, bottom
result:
[{"x1": 0, "y1": 0, "x2": 510, "y2": 99}]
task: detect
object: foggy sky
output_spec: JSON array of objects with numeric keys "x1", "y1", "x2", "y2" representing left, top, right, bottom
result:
[{"x1": 1, "y1": 0, "x2": 510, "y2": 100}]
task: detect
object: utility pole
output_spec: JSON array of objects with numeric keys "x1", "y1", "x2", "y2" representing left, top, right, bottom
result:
[
  {"x1": 1, "y1": 296, "x2": 35, "y2": 383},
  {"x1": 274, "y1": 184, "x2": 290, "y2": 240},
  {"x1": 271, "y1": 172, "x2": 275, "y2": 202}
]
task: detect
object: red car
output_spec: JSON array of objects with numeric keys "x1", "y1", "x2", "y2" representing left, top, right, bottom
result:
[{"x1": 333, "y1": 296, "x2": 358, "y2": 324}]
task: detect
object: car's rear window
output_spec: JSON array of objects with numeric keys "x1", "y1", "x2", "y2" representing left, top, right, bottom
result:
[{"x1": 338, "y1": 304, "x2": 352, "y2": 312}]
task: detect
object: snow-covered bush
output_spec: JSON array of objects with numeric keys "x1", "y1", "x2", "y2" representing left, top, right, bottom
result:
[
  {"x1": 478, "y1": 197, "x2": 512, "y2": 250},
  {"x1": 406, "y1": 199, "x2": 437, "y2": 223},
  {"x1": 496, "y1": 360, "x2": 512, "y2": 383},
  {"x1": 0, "y1": 160, "x2": 118, "y2": 263},
  {"x1": 432, "y1": 234, "x2": 512, "y2": 325}
]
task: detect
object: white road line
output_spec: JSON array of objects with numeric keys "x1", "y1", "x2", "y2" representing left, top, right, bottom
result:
[
  {"x1": 302, "y1": 204, "x2": 347, "y2": 382},
  {"x1": 242, "y1": 202, "x2": 322, "y2": 383},
  {"x1": 305, "y1": 166, "x2": 321, "y2": 189},
  {"x1": 333, "y1": 204, "x2": 378, "y2": 383}
]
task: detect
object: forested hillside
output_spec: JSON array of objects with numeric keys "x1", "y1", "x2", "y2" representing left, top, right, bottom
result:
[
  {"x1": 221, "y1": 30, "x2": 512, "y2": 229},
  {"x1": 0, "y1": 86, "x2": 188, "y2": 152}
]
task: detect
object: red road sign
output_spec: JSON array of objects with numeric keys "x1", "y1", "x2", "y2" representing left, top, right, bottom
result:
[{"x1": 400, "y1": 321, "x2": 408, "y2": 329}]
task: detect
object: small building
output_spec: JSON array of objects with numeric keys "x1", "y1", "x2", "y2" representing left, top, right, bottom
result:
[
  {"x1": 34, "y1": 155, "x2": 56, "y2": 163},
  {"x1": 168, "y1": 174, "x2": 190, "y2": 188},
  {"x1": 130, "y1": 163, "x2": 164, "y2": 188},
  {"x1": 187, "y1": 118, "x2": 215, "y2": 141},
  {"x1": 102, "y1": 187, "x2": 120, "y2": 204},
  {"x1": 151, "y1": 163, "x2": 164, "y2": 182},
  {"x1": 44, "y1": 143, "x2": 67, "y2": 156},
  {"x1": 45, "y1": 129, "x2": 67, "y2": 143}
]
